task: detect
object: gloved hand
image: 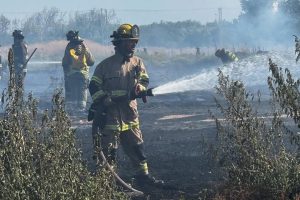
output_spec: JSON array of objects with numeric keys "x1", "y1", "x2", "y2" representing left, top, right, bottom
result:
[
  {"x1": 135, "y1": 84, "x2": 146, "y2": 96},
  {"x1": 129, "y1": 84, "x2": 146, "y2": 100},
  {"x1": 75, "y1": 43, "x2": 86, "y2": 56},
  {"x1": 75, "y1": 45, "x2": 83, "y2": 55},
  {"x1": 134, "y1": 84, "x2": 148, "y2": 103},
  {"x1": 103, "y1": 96, "x2": 115, "y2": 106}
]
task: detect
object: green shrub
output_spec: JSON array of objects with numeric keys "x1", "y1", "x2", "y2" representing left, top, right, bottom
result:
[
  {"x1": 0, "y1": 65, "x2": 128, "y2": 199},
  {"x1": 212, "y1": 67, "x2": 300, "y2": 199}
]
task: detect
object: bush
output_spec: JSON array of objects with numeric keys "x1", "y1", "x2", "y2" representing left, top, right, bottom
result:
[
  {"x1": 0, "y1": 64, "x2": 128, "y2": 199},
  {"x1": 212, "y1": 67, "x2": 300, "y2": 199}
]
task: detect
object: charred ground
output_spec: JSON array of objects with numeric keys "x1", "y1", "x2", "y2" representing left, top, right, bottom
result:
[{"x1": 74, "y1": 90, "x2": 220, "y2": 199}]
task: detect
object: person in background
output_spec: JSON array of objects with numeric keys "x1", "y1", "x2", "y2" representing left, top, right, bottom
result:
[
  {"x1": 62, "y1": 30, "x2": 95, "y2": 112},
  {"x1": 12, "y1": 30, "x2": 28, "y2": 89},
  {"x1": 89, "y1": 23, "x2": 165, "y2": 188},
  {"x1": 215, "y1": 48, "x2": 239, "y2": 64}
]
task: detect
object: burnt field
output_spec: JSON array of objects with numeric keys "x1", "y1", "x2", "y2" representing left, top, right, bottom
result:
[
  {"x1": 0, "y1": 63, "x2": 224, "y2": 199},
  {"x1": 1, "y1": 51, "x2": 299, "y2": 199},
  {"x1": 74, "y1": 90, "x2": 277, "y2": 200},
  {"x1": 74, "y1": 90, "x2": 220, "y2": 199}
]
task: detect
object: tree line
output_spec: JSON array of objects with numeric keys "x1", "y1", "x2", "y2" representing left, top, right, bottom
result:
[
  {"x1": 0, "y1": 8, "x2": 118, "y2": 45},
  {"x1": 0, "y1": 0, "x2": 299, "y2": 48}
]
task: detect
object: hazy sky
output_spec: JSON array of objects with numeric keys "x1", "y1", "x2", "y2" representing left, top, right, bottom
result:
[{"x1": 0, "y1": 0, "x2": 242, "y2": 25}]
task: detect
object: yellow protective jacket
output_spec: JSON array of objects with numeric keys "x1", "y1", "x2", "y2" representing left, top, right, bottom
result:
[
  {"x1": 226, "y1": 51, "x2": 239, "y2": 62},
  {"x1": 89, "y1": 52, "x2": 149, "y2": 132},
  {"x1": 62, "y1": 42, "x2": 95, "y2": 78}
]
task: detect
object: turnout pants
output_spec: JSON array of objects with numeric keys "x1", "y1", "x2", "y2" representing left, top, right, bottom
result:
[
  {"x1": 93, "y1": 125, "x2": 149, "y2": 175},
  {"x1": 65, "y1": 72, "x2": 88, "y2": 110}
]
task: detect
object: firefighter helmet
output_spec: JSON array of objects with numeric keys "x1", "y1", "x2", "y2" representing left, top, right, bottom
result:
[
  {"x1": 66, "y1": 30, "x2": 83, "y2": 42},
  {"x1": 110, "y1": 24, "x2": 139, "y2": 42},
  {"x1": 12, "y1": 30, "x2": 24, "y2": 39},
  {"x1": 215, "y1": 48, "x2": 226, "y2": 57}
]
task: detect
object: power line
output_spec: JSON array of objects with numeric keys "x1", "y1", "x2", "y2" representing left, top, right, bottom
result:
[{"x1": 0, "y1": 7, "x2": 241, "y2": 15}]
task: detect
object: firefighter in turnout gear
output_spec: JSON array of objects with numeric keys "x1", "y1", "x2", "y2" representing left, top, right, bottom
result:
[
  {"x1": 89, "y1": 23, "x2": 164, "y2": 188},
  {"x1": 62, "y1": 30, "x2": 95, "y2": 112},
  {"x1": 215, "y1": 48, "x2": 239, "y2": 64},
  {"x1": 12, "y1": 30, "x2": 28, "y2": 89}
]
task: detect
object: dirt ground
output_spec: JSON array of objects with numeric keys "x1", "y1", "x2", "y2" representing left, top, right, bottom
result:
[
  {"x1": 0, "y1": 60, "x2": 224, "y2": 199},
  {"x1": 0, "y1": 60, "x2": 276, "y2": 199},
  {"x1": 73, "y1": 90, "x2": 224, "y2": 200}
]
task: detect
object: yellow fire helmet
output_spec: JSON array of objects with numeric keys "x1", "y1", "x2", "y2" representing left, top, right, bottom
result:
[{"x1": 110, "y1": 24, "x2": 139, "y2": 42}]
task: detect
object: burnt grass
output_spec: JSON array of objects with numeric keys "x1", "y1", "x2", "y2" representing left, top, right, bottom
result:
[
  {"x1": 73, "y1": 90, "x2": 227, "y2": 199},
  {"x1": 0, "y1": 64, "x2": 278, "y2": 199},
  {"x1": 73, "y1": 89, "x2": 279, "y2": 200},
  {"x1": 0, "y1": 56, "x2": 276, "y2": 199},
  {"x1": 0, "y1": 88, "x2": 284, "y2": 199}
]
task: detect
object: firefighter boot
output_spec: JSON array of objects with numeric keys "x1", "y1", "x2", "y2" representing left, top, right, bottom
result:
[{"x1": 134, "y1": 174, "x2": 165, "y2": 188}]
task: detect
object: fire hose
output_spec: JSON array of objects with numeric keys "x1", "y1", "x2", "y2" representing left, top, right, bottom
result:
[
  {"x1": 90, "y1": 87, "x2": 156, "y2": 197},
  {"x1": 92, "y1": 116, "x2": 144, "y2": 196},
  {"x1": 97, "y1": 149, "x2": 144, "y2": 197}
]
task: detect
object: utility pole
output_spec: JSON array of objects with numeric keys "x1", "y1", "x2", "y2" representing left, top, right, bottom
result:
[
  {"x1": 218, "y1": 7, "x2": 222, "y2": 24},
  {"x1": 218, "y1": 7, "x2": 223, "y2": 48}
]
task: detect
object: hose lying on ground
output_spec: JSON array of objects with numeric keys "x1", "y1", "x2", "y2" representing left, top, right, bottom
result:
[{"x1": 99, "y1": 150, "x2": 144, "y2": 197}]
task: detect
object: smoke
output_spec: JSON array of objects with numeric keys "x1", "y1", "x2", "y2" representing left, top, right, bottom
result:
[
  {"x1": 150, "y1": 1, "x2": 300, "y2": 96},
  {"x1": 225, "y1": 1, "x2": 297, "y2": 48},
  {"x1": 153, "y1": 50, "x2": 298, "y2": 95}
]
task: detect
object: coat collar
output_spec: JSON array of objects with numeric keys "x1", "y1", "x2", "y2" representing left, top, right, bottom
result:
[{"x1": 115, "y1": 50, "x2": 133, "y2": 63}]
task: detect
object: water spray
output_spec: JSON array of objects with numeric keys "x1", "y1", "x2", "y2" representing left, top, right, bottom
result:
[{"x1": 151, "y1": 51, "x2": 298, "y2": 96}]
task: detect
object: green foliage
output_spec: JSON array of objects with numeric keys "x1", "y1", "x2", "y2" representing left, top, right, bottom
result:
[
  {"x1": 0, "y1": 9, "x2": 236, "y2": 47},
  {"x1": 22, "y1": 8, "x2": 66, "y2": 42},
  {"x1": 0, "y1": 15, "x2": 11, "y2": 43},
  {"x1": 0, "y1": 1, "x2": 300, "y2": 47},
  {"x1": 67, "y1": 9, "x2": 117, "y2": 43},
  {"x1": 0, "y1": 66, "x2": 128, "y2": 199},
  {"x1": 0, "y1": 8, "x2": 116, "y2": 45},
  {"x1": 139, "y1": 20, "x2": 220, "y2": 47},
  {"x1": 213, "y1": 68, "x2": 300, "y2": 199},
  {"x1": 268, "y1": 58, "x2": 300, "y2": 147}
]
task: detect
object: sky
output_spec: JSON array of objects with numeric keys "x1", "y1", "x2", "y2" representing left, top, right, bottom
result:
[{"x1": 0, "y1": 0, "x2": 242, "y2": 25}]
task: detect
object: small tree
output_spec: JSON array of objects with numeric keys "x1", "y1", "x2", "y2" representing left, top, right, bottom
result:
[
  {"x1": 22, "y1": 8, "x2": 67, "y2": 42},
  {"x1": 212, "y1": 64, "x2": 300, "y2": 199},
  {"x1": 0, "y1": 51, "x2": 128, "y2": 199},
  {"x1": 67, "y1": 9, "x2": 117, "y2": 43},
  {"x1": 0, "y1": 15, "x2": 11, "y2": 44}
]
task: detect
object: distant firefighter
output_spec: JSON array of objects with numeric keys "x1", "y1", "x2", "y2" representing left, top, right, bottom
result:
[
  {"x1": 62, "y1": 30, "x2": 95, "y2": 112},
  {"x1": 215, "y1": 48, "x2": 238, "y2": 64},
  {"x1": 12, "y1": 30, "x2": 28, "y2": 89}
]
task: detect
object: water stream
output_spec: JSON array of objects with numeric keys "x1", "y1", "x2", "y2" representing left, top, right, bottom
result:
[{"x1": 153, "y1": 50, "x2": 300, "y2": 95}]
